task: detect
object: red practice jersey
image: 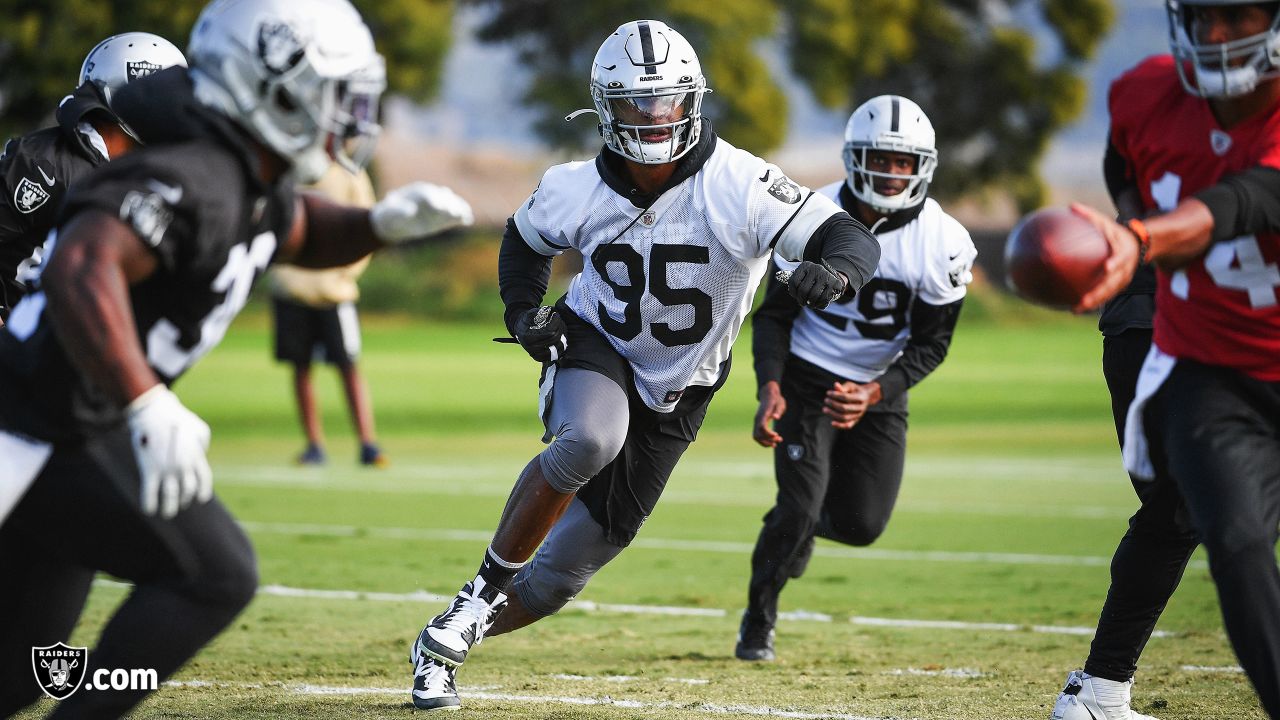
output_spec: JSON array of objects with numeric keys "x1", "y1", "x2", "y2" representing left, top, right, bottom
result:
[{"x1": 1110, "y1": 55, "x2": 1280, "y2": 380}]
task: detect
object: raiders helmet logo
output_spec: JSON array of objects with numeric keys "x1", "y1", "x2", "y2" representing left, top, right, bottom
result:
[
  {"x1": 126, "y1": 60, "x2": 163, "y2": 82},
  {"x1": 767, "y1": 176, "x2": 802, "y2": 204},
  {"x1": 32, "y1": 643, "x2": 88, "y2": 700},
  {"x1": 258, "y1": 21, "x2": 306, "y2": 75},
  {"x1": 14, "y1": 177, "x2": 51, "y2": 214}
]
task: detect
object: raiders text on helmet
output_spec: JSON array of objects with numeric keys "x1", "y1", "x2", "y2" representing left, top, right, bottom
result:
[
  {"x1": 843, "y1": 95, "x2": 938, "y2": 215},
  {"x1": 80, "y1": 32, "x2": 188, "y2": 106},
  {"x1": 580, "y1": 20, "x2": 710, "y2": 165},
  {"x1": 1166, "y1": 0, "x2": 1280, "y2": 98},
  {"x1": 186, "y1": 0, "x2": 386, "y2": 182}
]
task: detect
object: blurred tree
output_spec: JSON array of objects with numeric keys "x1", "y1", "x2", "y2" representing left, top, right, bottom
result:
[
  {"x1": 0, "y1": 0, "x2": 453, "y2": 142},
  {"x1": 783, "y1": 0, "x2": 1114, "y2": 210},
  {"x1": 462, "y1": 0, "x2": 787, "y2": 158}
]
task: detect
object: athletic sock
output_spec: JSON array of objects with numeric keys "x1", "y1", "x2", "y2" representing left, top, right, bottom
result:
[{"x1": 476, "y1": 546, "x2": 524, "y2": 593}]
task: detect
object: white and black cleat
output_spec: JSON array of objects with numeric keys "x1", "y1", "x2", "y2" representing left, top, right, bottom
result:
[
  {"x1": 410, "y1": 638, "x2": 460, "y2": 711},
  {"x1": 734, "y1": 610, "x2": 776, "y2": 662},
  {"x1": 1049, "y1": 669, "x2": 1160, "y2": 720},
  {"x1": 418, "y1": 578, "x2": 508, "y2": 668}
]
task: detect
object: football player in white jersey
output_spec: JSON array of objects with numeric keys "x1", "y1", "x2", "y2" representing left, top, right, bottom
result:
[
  {"x1": 735, "y1": 95, "x2": 977, "y2": 661},
  {"x1": 409, "y1": 19, "x2": 882, "y2": 710}
]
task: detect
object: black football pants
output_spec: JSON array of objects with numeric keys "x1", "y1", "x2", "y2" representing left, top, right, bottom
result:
[
  {"x1": 1152, "y1": 360, "x2": 1280, "y2": 719},
  {"x1": 1085, "y1": 328, "x2": 1199, "y2": 682},
  {"x1": 746, "y1": 357, "x2": 907, "y2": 625},
  {"x1": 0, "y1": 425, "x2": 257, "y2": 719}
]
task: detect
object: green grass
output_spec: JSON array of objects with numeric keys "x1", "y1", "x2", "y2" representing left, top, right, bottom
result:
[{"x1": 16, "y1": 306, "x2": 1266, "y2": 719}]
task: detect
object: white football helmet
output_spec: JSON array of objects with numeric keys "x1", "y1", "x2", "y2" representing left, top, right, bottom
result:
[
  {"x1": 80, "y1": 32, "x2": 188, "y2": 106},
  {"x1": 187, "y1": 0, "x2": 386, "y2": 183},
  {"x1": 580, "y1": 20, "x2": 709, "y2": 165},
  {"x1": 1167, "y1": 0, "x2": 1280, "y2": 98},
  {"x1": 843, "y1": 95, "x2": 937, "y2": 215}
]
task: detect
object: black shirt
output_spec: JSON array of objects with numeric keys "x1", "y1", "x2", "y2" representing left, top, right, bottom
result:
[{"x1": 0, "y1": 68, "x2": 295, "y2": 441}]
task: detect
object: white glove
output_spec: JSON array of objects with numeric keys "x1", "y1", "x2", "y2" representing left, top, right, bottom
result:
[
  {"x1": 370, "y1": 181, "x2": 474, "y2": 244},
  {"x1": 126, "y1": 385, "x2": 213, "y2": 519}
]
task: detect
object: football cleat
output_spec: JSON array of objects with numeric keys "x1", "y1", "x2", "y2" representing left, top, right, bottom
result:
[
  {"x1": 360, "y1": 442, "x2": 389, "y2": 468},
  {"x1": 1050, "y1": 670, "x2": 1160, "y2": 720},
  {"x1": 418, "y1": 577, "x2": 507, "y2": 667},
  {"x1": 297, "y1": 443, "x2": 326, "y2": 466},
  {"x1": 734, "y1": 611, "x2": 776, "y2": 662},
  {"x1": 410, "y1": 638, "x2": 460, "y2": 711}
]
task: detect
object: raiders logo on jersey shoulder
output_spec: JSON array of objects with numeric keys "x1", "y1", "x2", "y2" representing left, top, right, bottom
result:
[
  {"x1": 767, "y1": 176, "x2": 802, "y2": 204},
  {"x1": 13, "y1": 177, "x2": 51, "y2": 214}
]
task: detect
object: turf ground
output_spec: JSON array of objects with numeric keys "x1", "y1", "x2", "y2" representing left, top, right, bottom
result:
[{"x1": 16, "y1": 307, "x2": 1265, "y2": 719}]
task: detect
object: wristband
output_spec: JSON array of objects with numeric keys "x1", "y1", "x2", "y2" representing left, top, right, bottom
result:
[{"x1": 1126, "y1": 217, "x2": 1151, "y2": 261}]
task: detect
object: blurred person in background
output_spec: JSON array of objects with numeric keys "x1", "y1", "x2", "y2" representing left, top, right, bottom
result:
[
  {"x1": 0, "y1": 32, "x2": 186, "y2": 325},
  {"x1": 271, "y1": 164, "x2": 388, "y2": 468},
  {"x1": 737, "y1": 94, "x2": 976, "y2": 662},
  {"x1": 0, "y1": 0, "x2": 471, "y2": 716},
  {"x1": 1055, "y1": 1, "x2": 1280, "y2": 718}
]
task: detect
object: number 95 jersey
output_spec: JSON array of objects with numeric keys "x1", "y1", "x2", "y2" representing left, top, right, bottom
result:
[
  {"x1": 514, "y1": 137, "x2": 844, "y2": 412},
  {"x1": 777, "y1": 183, "x2": 975, "y2": 383}
]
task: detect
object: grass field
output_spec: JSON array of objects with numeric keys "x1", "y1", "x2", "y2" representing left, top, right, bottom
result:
[{"x1": 16, "y1": 304, "x2": 1265, "y2": 719}]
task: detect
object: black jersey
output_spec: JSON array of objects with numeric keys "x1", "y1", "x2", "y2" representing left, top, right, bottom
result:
[
  {"x1": 0, "y1": 83, "x2": 118, "y2": 319},
  {"x1": 0, "y1": 68, "x2": 295, "y2": 441}
]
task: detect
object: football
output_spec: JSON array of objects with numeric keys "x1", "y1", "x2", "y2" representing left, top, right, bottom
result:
[{"x1": 1004, "y1": 207, "x2": 1111, "y2": 309}]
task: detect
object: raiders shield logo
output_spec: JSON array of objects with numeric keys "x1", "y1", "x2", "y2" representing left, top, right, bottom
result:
[
  {"x1": 258, "y1": 21, "x2": 306, "y2": 75},
  {"x1": 32, "y1": 643, "x2": 88, "y2": 700},
  {"x1": 127, "y1": 60, "x2": 163, "y2": 82},
  {"x1": 768, "y1": 176, "x2": 802, "y2": 204},
  {"x1": 786, "y1": 443, "x2": 804, "y2": 461},
  {"x1": 14, "y1": 177, "x2": 50, "y2": 214},
  {"x1": 1210, "y1": 129, "x2": 1232, "y2": 156}
]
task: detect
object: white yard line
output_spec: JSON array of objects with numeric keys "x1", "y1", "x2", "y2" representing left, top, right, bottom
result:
[
  {"x1": 236, "y1": 519, "x2": 1208, "y2": 571},
  {"x1": 92, "y1": 578, "x2": 1175, "y2": 638},
  {"x1": 1181, "y1": 665, "x2": 1243, "y2": 673}
]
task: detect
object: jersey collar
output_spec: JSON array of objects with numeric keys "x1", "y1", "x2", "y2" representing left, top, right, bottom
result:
[{"x1": 838, "y1": 182, "x2": 926, "y2": 235}]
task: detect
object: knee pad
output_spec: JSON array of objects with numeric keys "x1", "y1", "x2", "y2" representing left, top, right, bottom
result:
[
  {"x1": 539, "y1": 424, "x2": 626, "y2": 494},
  {"x1": 817, "y1": 510, "x2": 886, "y2": 547}
]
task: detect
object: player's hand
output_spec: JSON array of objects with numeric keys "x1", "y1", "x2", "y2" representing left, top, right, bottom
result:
[
  {"x1": 126, "y1": 385, "x2": 213, "y2": 519},
  {"x1": 371, "y1": 181, "x2": 474, "y2": 244},
  {"x1": 1071, "y1": 202, "x2": 1140, "y2": 313},
  {"x1": 823, "y1": 381, "x2": 880, "y2": 429},
  {"x1": 752, "y1": 381, "x2": 786, "y2": 447},
  {"x1": 513, "y1": 306, "x2": 568, "y2": 363},
  {"x1": 785, "y1": 260, "x2": 847, "y2": 309}
]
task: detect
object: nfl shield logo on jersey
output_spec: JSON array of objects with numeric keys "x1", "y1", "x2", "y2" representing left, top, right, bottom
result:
[
  {"x1": 32, "y1": 643, "x2": 88, "y2": 700},
  {"x1": 14, "y1": 177, "x2": 50, "y2": 214},
  {"x1": 1210, "y1": 129, "x2": 1232, "y2": 156}
]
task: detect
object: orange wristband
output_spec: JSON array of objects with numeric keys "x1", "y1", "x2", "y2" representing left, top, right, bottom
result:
[{"x1": 1126, "y1": 217, "x2": 1151, "y2": 260}]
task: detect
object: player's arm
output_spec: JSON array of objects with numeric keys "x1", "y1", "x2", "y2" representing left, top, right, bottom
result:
[
  {"x1": 498, "y1": 214, "x2": 570, "y2": 363},
  {"x1": 277, "y1": 181, "x2": 473, "y2": 267},
  {"x1": 800, "y1": 213, "x2": 881, "y2": 302},
  {"x1": 750, "y1": 269, "x2": 801, "y2": 447},
  {"x1": 42, "y1": 210, "x2": 160, "y2": 405}
]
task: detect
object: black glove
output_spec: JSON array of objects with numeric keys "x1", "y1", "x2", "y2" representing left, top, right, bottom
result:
[
  {"x1": 513, "y1": 306, "x2": 568, "y2": 363},
  {"x1": 784, "y1": 260, "x2": 847, "y2": 309}
]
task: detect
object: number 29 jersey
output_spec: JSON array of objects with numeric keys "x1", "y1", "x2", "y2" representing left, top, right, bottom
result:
[
  {"x1": 514, "y1": 137, "x2": 844, "y2": 412},
  {"x1": 1110, "y1": 55, "x2": 1280, "y2": 380}
]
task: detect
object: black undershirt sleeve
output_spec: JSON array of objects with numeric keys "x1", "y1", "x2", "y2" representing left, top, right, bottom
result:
[
  {"x1": 498, "y1": 216, "x2": 554, "y2": 336},
  {"x1": 751, "y1": 269, "x2": 802, "y2": 390},
  {"x1": 1103, "y1": 133, "x2": 1137, "y2": 215},
  {"x1": 801, "y1": 212, "x2": 881, "y2": 300},
  {"x1": 875, "y1": 297, "x2": 964, "y2": 402},
  {"x1": 1194, "y1": 166, "x2": 1280, "y2": 243}
]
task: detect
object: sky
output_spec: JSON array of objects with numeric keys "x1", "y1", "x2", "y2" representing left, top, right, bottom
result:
[{"x1": 393, "y1": 2, "x2": 1173, "y2": 194}]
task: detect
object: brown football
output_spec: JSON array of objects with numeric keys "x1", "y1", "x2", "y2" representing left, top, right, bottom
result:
[{"x1": 1004, "y1": 207, "x2": 1111, "y2": 309}]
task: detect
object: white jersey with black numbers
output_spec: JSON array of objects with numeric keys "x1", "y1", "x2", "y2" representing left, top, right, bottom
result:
[
  {"x1": 778, "y1": 184, "x2": 976, "y2": 382},
  {"x1": 514, "y1": 139, "x2": 843, "y2": 412}
]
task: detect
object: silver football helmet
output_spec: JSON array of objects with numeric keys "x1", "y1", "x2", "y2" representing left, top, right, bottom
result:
[
  {"x1": 579, "y1": 20, "x2": 709, "y2": 165},
  {"x1": 187, "y1": 0, "x2": 386, "y2": 183},
  {"x1": 1167, "y1": 0, "x2": 1280, "y2": 98},
  {"x1": 843, "y1": 95, "x2": 938, "y2": 215},
  {"x1": 80, "y1": 32, "x2": 188, "y2": 106}
]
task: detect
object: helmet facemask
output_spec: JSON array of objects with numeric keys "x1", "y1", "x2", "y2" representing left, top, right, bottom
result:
[
  {"x1": 593, "y1": 79, "x2": 705, "y2": 164},
  {"x1": 1167, "y1": 0, "x2": 1280, "y2": 98},
  {"x1": 843, "y1": 143, "x2": 937, "y2": 215}
]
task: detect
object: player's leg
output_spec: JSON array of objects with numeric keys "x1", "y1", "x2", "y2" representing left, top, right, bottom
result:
[
  {"x1": 1163, "y1": 363, "x2": 1280, "y2": 719},
  {"x1": 817, "y1": 407, "x2": 908, "y2": 547},
  {"x1": 327, "y1": 301, "x2": 385, "y2": 466},
  {"x1": 741, "y1": 364, "x2": 835, "y2": 661},
  {"x1": 1053, "y1": 329, "x2": 1195, "y2": 720},
  {"x1": 0, "y1": 497, "x2": 94, "y2": 716},
  {"x1": 8, "y1": 427, "x2": 257, "y2": 718},
  {"x1": 413, "y1": 367, "x2": 628, "y2": 666},
  {"x1": 275, "y1": 297, "x2": 326, "y2": 464}
]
